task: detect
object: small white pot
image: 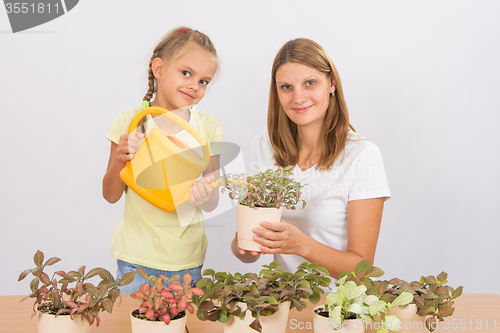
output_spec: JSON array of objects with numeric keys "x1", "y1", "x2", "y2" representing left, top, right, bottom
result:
[
  {"x1": 236, "y1": 204, "x2": 283, "y2": 252},
  {"x1": 130, "y1": 309, "x2": 187, "y2": 333},
  {"x1": 312, "y1": 305, "x2": 365, "y2": 332},
  {"x1": 37, "y1": 312, "x2": 90, "y2": 333},
  {"x1": 224, "y1": 301, "x2": 290, "y2": 333},
  {"x1": 388, "y1": 304, "x2": 426, "y2": 333}
]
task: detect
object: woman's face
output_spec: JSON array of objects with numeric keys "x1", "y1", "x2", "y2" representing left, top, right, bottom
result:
[{"x1": 275, "y1": 62, "x2": 335, "y2": 129}]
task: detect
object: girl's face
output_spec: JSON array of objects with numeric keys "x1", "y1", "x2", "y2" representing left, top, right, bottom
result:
[
  {"x1": 275, "y1": 62, "x2": 335, "y2": 130},
  {"x1": 153, "y1": 45, "x2": 217, "y2": 111}
]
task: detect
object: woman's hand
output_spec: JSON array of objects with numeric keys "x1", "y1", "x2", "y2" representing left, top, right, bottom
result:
[
  {"x1": 252, "y1": 220, "x2": 307, "y2": 255},
  {"x1": 188, "y1": 175, "x2": 216, "y2": 207},
  {"x1": 115, "y1": 133, "x2": 145, "y2": 163}
]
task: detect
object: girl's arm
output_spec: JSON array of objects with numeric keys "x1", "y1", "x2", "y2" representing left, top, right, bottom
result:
[
  {"x1": 102, "y1": 133, "x2": 144, "y2": 203},
  {"x1": 188, "y1": 155, "x2": 221, "y2": 212},
  {"x1": 252, "y1": 197, "x2": 385, "y2": 278}
]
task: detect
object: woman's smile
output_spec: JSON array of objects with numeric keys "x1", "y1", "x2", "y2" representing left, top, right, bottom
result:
[{"x1": 292, "y1": 105, "x2": 313, "y2": 113}]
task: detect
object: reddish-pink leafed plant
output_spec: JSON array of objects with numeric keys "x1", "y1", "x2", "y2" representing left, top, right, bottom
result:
[
  {"x1": 18, "y1": 250, "x2": 135, "y2": 327},
  {"x1": 130, "y1": 268, "x2": 203, "y2": 325},
  {"x1": 130, "y1": 267, "x2": 204, "y2": 325}
]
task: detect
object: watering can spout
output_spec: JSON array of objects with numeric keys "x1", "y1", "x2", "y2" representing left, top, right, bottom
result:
[{"x1": 120, "y1": 106, "x2": 213, "y2": 212}]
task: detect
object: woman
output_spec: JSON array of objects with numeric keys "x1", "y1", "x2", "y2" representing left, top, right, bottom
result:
[{"x1": 231, "y1": 38, "x2": 391, "y2": 278}]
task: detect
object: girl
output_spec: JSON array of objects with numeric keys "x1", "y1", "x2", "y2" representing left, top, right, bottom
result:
[
  {"x1": 232, "y1": 38, "x2": 390, "y2": 279},
  {"x1": 103, "y1": 27, "x2": 225, "y2": 292}
]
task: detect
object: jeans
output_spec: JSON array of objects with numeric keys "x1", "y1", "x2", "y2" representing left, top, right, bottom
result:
[{"x1": 115, "y1": 260, "x2": 203, "y2": 294}]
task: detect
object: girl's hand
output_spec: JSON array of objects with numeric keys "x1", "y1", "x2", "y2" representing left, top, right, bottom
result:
[
  {"x1": 233, "y1": 232, "x2": 260, "y2": 256},
  {"x1": 252, "y1": 220, "x2": 306, "y2": 255},
  {"x1": 115, "y1": 133, "x2": 145, "y2": 163},
  {"x1": 188, "y1": 175, "x2": 216, "y2": 206}
]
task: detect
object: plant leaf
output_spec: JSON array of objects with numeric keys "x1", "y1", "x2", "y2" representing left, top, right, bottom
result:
[
  {"x1": 384, "y1": 315, "x2": 402, "y2": 332},
  {"x1": 391, "y1": 292, "x2": 413, "y2": 308},
  {"x1": 369, "y1": 300, "x2": 387, "y2": 317},
  {"x1": 101, "y1": 298, "x2": 113, "y2": 313},
  {"x1": 136, "y1": 267, "x2": 149, "y2": 280},
  {"x1": 98, "y1": 269, "x2": 114, "y2": 283},
  {"x1": 183, "y1": 273, "x2": 192, "y2": 287},
  {"x1": 451, "y1": 286, "x2": 463, "y2": 299},
  {"x1": 118, "y1": 272, "x2": 135, "y2": 286},
  {"x1": 34, "y1": 250, "x2": 44, "y2": 267},
  {"x1": 45, "y1": 257, "x2": 61, "y2": 266},
  {"x1": 355, "y1": 259, "x2": 371, "y2": 276},
  {"x1": 18, "y1": 269, "x2": 33, "y2": 281},
  {"x1": 365, "y1": 266, "x2": 385, "y2": 278}
]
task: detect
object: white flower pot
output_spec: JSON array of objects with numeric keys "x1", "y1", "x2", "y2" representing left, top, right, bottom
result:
[
  {"x1": 130, "y1": 309, "x2": 187, "y2": 333},
  {"x1": 388, "y1": 304, "x2": 426, "y2": 333},
  {"x1": 37, "y1": 312, "x2": 90, "y2": 333},
  {"x1": 312, "y1": 305, "x2": 365, "y2": 332},
  {"x1": 236, "y1": 204, "x2": 283, "y2": 252},
  {"x1": 224, "y1": 301, "x2": 290, "y2": 333}
]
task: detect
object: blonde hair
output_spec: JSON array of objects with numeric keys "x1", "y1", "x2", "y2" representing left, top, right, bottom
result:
[
  {"x1": 139, "y1": 27, "x2": 218, "y2": 131},
  {"x1": 268, "y1": 38, "x2": 354, "y2": 171}
]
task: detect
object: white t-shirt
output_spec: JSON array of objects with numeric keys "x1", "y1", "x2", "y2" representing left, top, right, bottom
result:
[{"x1": 248, "y1": 130, "x2": 391, "y2": 274}]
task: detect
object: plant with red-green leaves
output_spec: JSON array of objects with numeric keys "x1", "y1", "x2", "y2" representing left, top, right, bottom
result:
[
  {"x1": 194, "y1": 261, "x2": 331, "y2": 332},
  {"x1": 130, "y1": 267, "x2": 204, "y2": 325},
  {"x1": 18, "y1": 250, "x2": 135, "y2": 327},
  {"x1": 379, "y1": 273, "x2": 463, "y2": 332},
  {"x1": 215, "y1": 166, "x2": 307, "y2": 209},
  {"x1": 355, "y1": 267, "x2": 463, "y2": 332}
]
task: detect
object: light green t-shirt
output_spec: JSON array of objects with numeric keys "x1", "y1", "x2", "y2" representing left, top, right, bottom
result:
[{"x1": 106, "y1": 106, "x2": 226, "y2": 271}]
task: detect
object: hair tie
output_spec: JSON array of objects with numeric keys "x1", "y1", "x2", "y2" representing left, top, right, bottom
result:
[
  {"x1": 141, "y1": 101, "x2": 150, "y2": 110},
  {"x1": 177, "y1": 28, "x2": 186, "y2": 33}
]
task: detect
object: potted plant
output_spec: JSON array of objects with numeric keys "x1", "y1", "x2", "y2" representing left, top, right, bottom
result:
[
  {"x1": 365, "y1": 273, "x2": 463, "y2": 332},
  {"x1": 313, "y1": 260, "x2": 413, "y2": 332},
  {"x1": 215, "y1": 165, "x2": 307, "y2": 251},
  {"x1": 194, "y1": 261, "x2": 331, "y2": 333},
  {"x1": 18, "y1": 250, "x2": 135, "y2": 333},
  {"x1": 129, "y1": 267, "x2": 204, "y2": 333}
]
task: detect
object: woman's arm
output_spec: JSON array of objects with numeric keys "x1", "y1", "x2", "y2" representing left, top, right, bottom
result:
[{"x1": 252, "y1": 197, "x2": 385, "y2": 278}]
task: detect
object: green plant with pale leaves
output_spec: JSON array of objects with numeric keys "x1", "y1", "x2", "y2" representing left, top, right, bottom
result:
[
  {"x1": 130, "y1": 268, "x2": 203, "y2": 325},
  {"x1": 325, "y1": 275, "x2": 413, "y2": 332},
  {"x1": 18, "y1": 250, "x2": 134, "y2": 327},
  {"x1": 194, "y1": 261, "x2": 330, "y2": 332},
  {"x1": 216, "y1": 166, "x2": 307, "y2": 209}
]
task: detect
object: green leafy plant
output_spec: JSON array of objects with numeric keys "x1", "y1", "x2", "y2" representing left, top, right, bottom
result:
[
  {"x1": 194, "y1": 261, "x2": 331, "y2": 332},
  {"x1": 321, "y1": 260, "x2": 413, "y2": 332},
  {"x1": 324, "y1": 274, "x2": 413, "y2": 332},
  {"x1": 18, "y1": 250, "x2": 134, "y2": 327},
  {"x1": 216, "y1": 166, "x2": 307, "y2": 209},
  {"x1": 130, "y1": 268, "x2": 204, "y2": 325}
]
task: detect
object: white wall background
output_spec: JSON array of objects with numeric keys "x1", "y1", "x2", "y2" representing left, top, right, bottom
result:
[{"x1": 1, "y1": 0, "x2": 499, "y2": 296}]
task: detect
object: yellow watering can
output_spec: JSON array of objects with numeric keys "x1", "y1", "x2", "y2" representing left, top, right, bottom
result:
[{"x1": 120, "y1": 106, "x2": 215, "y2": 212}]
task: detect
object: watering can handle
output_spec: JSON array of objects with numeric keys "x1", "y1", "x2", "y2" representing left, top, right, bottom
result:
[{"x1": 128, "y1": 106, "x2": 212, "y2": 170}]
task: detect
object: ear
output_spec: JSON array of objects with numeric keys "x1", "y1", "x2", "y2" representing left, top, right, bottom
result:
[
  {"x1": 151, "y1": 58, "x2": 164, "y2": 80},
  {"x1": 330, "y1": 74, "x2": 337, "y2": 93}
]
